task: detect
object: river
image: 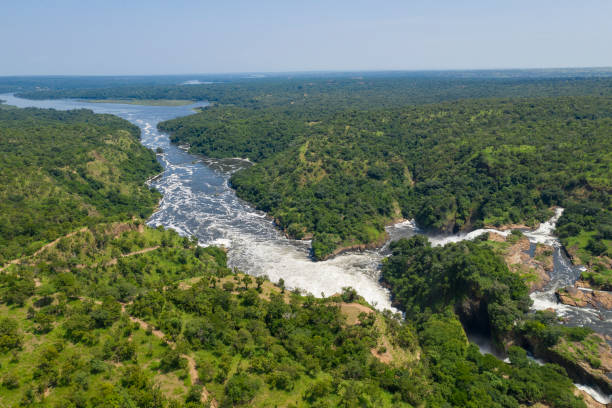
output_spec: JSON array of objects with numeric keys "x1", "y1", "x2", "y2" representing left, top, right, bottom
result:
[
  {"x1": 4, "y1": 92, "x2": 611, "y2": 402},
  {"x1": 2, "y1": 93, "x2": 610, "y2": 337}
]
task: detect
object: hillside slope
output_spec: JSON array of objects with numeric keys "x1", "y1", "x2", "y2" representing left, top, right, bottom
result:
[
  {"x1": 0, "y1": 105, "x2": 161, "y2": 264},
  {"x1": 220, "y1": 97, "x2": 612, "y2": 259}
]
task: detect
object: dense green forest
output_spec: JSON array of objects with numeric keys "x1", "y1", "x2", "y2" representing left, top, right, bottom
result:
[
  {"x1": 381, "y1": 235, "x2": 610, "y2": 405},
  {"x1": 381, "y1": 235, "x2": 531, "y2": 339},
  {"x1": 160, "y1": 97, "x2": 612, "y2": 261},
  {"x1": 0, "y1": 100, "x2": 600, "y2": 407},
  {"x1": 0, "y1": 105, "x2": 161, "y2": 264},
  {"x1": 15, "y1": 74, "x2": 612, "y2": 111},
  {"x1": 0, "y1": 221, "x2": 591, "y2": 407},
  {"x1": 159, "y1": 106, "x2": 311, "y2": 162}
]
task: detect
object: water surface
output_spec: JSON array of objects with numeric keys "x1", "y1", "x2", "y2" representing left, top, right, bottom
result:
[{"x1": 3, "y1": 93, "x2": 610, "y2": 335}]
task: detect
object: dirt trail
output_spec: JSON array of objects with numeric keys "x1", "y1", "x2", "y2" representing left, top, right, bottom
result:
[
  {"x1": 34, "y1": 227, "x2": 89, "y2": 257},
  {"x1": 0, "y1": 227, "x2": 89, "y2": 273},
  {"x1": 121, "y1": 304, "x2": 217, "y2": 407},
  {"x1": 72, "y1": 246, "x2": 162, "y2": 269},
  {"x1": 0, "y1": 259, "x2": 21, "y2": 273},
  {"x1": 0, "y1": 222, "x2": 149, "y2": 273},
  {"x1": 104, "y1": 246, "x2": 160, "y2": 266}
]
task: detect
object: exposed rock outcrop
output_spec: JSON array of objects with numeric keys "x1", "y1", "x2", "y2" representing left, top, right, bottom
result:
[
  {"x1": 574, "y1": 387, "x2": 610, "y2": 408},
  {"x1": 557, "y1": 286, "x2": 612, "y2": 310},
  {"x1": 490, "y1": 234, "x2": 553, "y2": 292},
  {"x1": 525, "y1": 335, "x2": 612, "y2": 396}
]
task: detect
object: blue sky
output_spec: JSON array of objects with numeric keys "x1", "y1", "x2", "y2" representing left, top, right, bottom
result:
[{"x1": 2, "y1": 0, "x2": 611, "y2": 75}]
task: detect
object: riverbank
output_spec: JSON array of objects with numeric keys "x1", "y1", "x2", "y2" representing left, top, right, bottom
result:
[
  {"x1": 5, "y1": 93, "x2": 611, "y2": 403},
  {"x1": 82, "y1": 98, "x2": 195, "y2": 106},
  {"x1": 557, "y1": 286, "x2": 612, "y2": 310},
  {"x1": 318, "y1": 234, "x2": 390, "y2": 261}
]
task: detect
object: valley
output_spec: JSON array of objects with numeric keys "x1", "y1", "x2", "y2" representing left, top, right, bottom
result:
[{"x1": 1, "y1": 72, "x2": 611, "y2": 406}]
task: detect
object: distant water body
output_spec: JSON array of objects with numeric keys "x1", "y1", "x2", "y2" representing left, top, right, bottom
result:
[{"x1": 2, "y1": 93, "x2": 609, "y2": 338}]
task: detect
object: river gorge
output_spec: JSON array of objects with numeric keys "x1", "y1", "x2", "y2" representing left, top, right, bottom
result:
[{"x1": 2, "y1": 93, "x2": 610, "y2": 387}]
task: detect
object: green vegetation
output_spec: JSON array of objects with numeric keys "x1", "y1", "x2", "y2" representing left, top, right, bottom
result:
[
  {"x1": 0, "y1": 105, "x2": 161, "y2": 264},
  {"x1": 0, "y1": 102, "x2": 594, "y2": 407},
  {"x1": 0, "y1": 224, "x2": 229, "y2": 407},
  {"x1": 160, "y1": 97, "x2": 612, "y2": 259},
  {"x1": 159, "y1": 106, "x2": 309, "y2": 161},
  {"x1": 0, "y1": 221, "x2": 418, "y2": 407},
  {"x1": 556, "y1": 197, "x2": 612, "y2": 289},
  {"x1": 381, "y1": 235, "x2": 604, "y2": 407},
  {"x1": 83, "y1": 99, "x2": 195, "y2": 106},
  {"x1": 1, "y1": 223, "x2": 590, "y2": 407}
]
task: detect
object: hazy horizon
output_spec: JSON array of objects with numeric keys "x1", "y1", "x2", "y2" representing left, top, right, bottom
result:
[
  {"x1": 3, "y1": 66, "x2": 612, "y2": 79},
  {"x1": 3, "y1": 0, "x2": 612, "y2": 76}
]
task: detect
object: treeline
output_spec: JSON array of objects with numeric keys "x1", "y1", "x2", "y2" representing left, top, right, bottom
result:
[
  {"x1": 190, "y1": 97, "x2": 612, "y2": 260},
  {"x1": 16, "y1": 75, "x2": 612, "y2": 111},
  {"x1": 382, "y1": 235, "x2": 606, "y2": 406},
  {"x1": 0, "y1": 97, "x2": 595, "y2": 407},
  {"x1": 0, "y1": 222, "x2": 589, "y2": 407},
  {"x1": 0, "y1": 105, "x2": 161, "y2": 264}
]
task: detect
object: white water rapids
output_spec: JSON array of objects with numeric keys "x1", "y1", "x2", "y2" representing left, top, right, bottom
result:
[
  {"x1": 1, "y1": 93, "x2": 605, "y2": 320},
  {"x1": 3, "y1": 93, "x2": 610, "y2": 401}
]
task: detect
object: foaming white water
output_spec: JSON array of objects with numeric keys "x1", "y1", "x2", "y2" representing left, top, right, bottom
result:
[
  {"x1": 426, "y1": 207, "x2": 564, "y2": 248},
  {"x1": 523, "y1": 207, "x2": 564, "y2": 246},
  {"x1": 467, "y1": 332, "x2": 505, "y2": 359},
  {"x1": 575, "y1": 384, "x2": 612, "y2": 404},
  {"x1": 527, "y1": 354, "x2": 546, "y2": 366},
  {"x1": 145, "y1": 154, "x2": 397, "y2": 310},
  {"x1": 530, "y1": 288, "x2": 572, "y2": 313},
  {"x1": 428, "y1": 228, "x2": 511, "y2": 247},
  {"x1": 4, "y1": 93, "x2": 608, "y2": 332},
  {"x1": 229, "y1": 237, "x2": 394, "y2": 309}
]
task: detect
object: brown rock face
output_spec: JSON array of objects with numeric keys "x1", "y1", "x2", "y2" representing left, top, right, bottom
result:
[
  {"x1": 531, "y1": 335, "x2": 612, "y2": 396},
  {"x1": 488, "y1": 232, "x2": 507, "y2": 242},
  {"x1": 557, "y1": 287, "x2": 612, "y2": 310},
  {"x1": 592, "y1": 290, "x2": 612, "y2": 310},
  {"x1": 574, "y1": 387, "x2": 609, "y2": 408},
  {"x1": 500, "y1": 236, "x2": 552, "y2": 292}
]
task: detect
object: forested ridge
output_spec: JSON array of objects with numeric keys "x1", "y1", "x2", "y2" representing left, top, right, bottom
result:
[
  {"x1": 0, "y1": 105, "x2": 161, "y2": 264},
  {"x1": 160, "y1": 96, "x2": 612, "y2": 263},
  {"x1": 0, "y1": 81, "x2": 609, "y2": 406},
  {"x1": 16, "y1": 74, "x2": 612, "y2": 110},
  {"x1": 0, "y1": 220, "x2": 593, "y2": 408}
]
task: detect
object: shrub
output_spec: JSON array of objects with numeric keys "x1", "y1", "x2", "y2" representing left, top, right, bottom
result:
[
  {"x1": 160, "y1": 349, "x2": 186, "y2": 372},
  {"x1": 0, "y1": 318, "x2": 21, "y2": 352},
  {"x1": 224, "y1": 373, "x2": 260, "y2": 405},
  {"x1": 1, "y1": 372, "x2": 19, "y2": 389},
  {"x1": 304, "y1": 378, "x2": 333, "y2": 403}
]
